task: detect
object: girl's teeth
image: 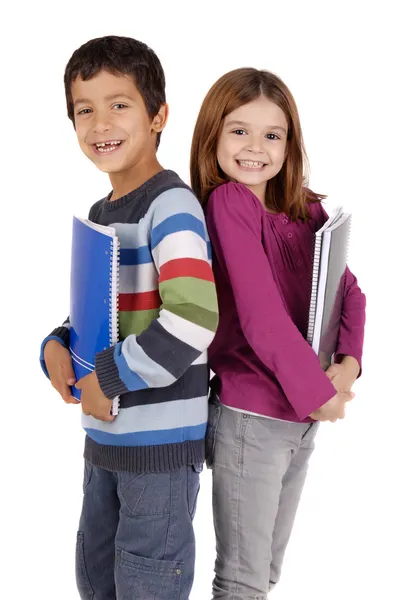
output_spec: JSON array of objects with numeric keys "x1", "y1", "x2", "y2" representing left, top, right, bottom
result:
[{"x1": 238, "y1": 160, "x2": 265, "y2": 168}]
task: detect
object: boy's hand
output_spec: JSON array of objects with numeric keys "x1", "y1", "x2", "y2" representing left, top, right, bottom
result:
[
  {"x1": 309, "y1": 390, "x2": 354, "y2": 423},
  {"x1": 326, "y1": 356, "x2": 360, "y2": 393},
  {"x1": 44, "y1": 340, "x2": 78, "y2": 404},
  {"x1": 75, "y1": 371, "x2": 115, "y2": 422}
]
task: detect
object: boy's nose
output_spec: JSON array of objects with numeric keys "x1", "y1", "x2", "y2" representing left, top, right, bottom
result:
[
  {"x1": 93, "y1": 122, "x2": 111, "y2": 134},
  {"x1": 92, "y1": 115, "x2": 112, "y2": 134}
]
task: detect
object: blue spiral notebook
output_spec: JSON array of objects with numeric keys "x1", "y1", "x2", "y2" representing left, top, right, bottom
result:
[{"x1": 69, "y1": 217, "x2": 120, "y2": 415}]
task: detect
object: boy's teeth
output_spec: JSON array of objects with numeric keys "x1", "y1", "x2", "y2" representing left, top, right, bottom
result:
[
  {"x1": 95, "y1": 140, "x2": 121, "y2": 152},
  {"x1": 238, "y1": 160, "x2": 265, "y2": 168}
]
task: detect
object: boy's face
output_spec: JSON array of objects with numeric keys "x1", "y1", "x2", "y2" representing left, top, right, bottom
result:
[{"x1": 71, "y1": 70, "x2": 166, "y2": 174}]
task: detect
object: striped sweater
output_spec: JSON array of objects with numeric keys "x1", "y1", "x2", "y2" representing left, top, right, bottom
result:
[{"x1": 40, "y1": 170, "x2": 219, "y2": 472}]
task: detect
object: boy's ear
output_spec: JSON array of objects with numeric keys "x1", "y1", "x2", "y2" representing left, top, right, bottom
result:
[{"x1": 152, "y1": 103, "x2": 169, "y2": 133}]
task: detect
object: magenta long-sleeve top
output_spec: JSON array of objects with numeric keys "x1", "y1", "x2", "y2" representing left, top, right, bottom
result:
[{"x1": 206, "y1": 182, "x2": 366, "y2": 422}]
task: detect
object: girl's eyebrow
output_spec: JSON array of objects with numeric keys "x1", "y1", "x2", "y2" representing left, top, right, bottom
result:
[{"x1": 225, "y1": 120, "x2": 287, "y2": 134}]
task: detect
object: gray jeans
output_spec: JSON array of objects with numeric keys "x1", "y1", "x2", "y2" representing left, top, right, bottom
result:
[{"x1": 206, "y1": 395, "x2": 319, "y2": 599}]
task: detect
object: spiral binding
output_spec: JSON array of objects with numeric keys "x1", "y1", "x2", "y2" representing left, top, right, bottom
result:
[
  {"x1": 307, "y1": 212, "x2": 352, "y2": 349},
  {"x1": 109, "y1": 235, "x2": 121, "y2": 415},
  {"x1": 307, "y1": 234, "x2": 323, "y2": 345},
  {"x1": 109, "y1": 237, "x2": 120, "y2": 345},
  {"x1": 341, "y1": 216, "x2": 352, "y2": 302}
]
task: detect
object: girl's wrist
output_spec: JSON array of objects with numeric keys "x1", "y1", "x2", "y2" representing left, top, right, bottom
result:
[{"x1": 341, "y1": 355, "x2": 360, "y2": 377}]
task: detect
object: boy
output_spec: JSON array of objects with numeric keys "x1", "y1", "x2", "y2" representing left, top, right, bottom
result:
[{"x1": 40, "y1": 35, "x2": 218, "y2": 600}]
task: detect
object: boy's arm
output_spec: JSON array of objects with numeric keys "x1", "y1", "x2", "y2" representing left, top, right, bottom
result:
[
  {"x1": 40, "y1": 317, "x2": 71, "y2": 378},
  {"x1": 94, "y1": 189, "x2": 219, "y2": 400}
]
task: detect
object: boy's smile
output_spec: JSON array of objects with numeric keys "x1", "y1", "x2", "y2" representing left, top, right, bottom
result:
[
  {"x1": 71, "y1": 70, "x2": 168, "y2": 197},
  {"x1": 93, "y1": 140, "x2": 123, "y2": 154}
]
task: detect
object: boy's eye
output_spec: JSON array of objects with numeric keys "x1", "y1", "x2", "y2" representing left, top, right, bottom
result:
[
  {"x1": 77, "y1": 108, "x2": 92, "y2": 116},
  {"x1": 112, "y1": 103, "x2": 127, "y2": 110}
]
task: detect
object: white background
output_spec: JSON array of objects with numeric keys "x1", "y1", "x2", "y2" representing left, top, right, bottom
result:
[{"x1": 2, "y1": 1, "x2": 400, "y2": 598}]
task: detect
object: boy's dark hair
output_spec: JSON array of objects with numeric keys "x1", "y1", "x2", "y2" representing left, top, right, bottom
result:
[{"x1": 64, "y1": 35, "x2": 166, "y2": 149}]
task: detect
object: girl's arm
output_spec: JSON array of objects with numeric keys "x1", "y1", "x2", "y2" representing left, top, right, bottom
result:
[
  {"x1": 334, "y1": 266, "x2": 366, "y2": 373},
  {"x1": 207, "y1": 182, "x2": 336, "y2": 421}
]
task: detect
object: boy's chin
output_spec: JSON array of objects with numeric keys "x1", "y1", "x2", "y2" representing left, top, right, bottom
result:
[{"x1": 91, "y1": 158, "x2": 125, "y2": 174}]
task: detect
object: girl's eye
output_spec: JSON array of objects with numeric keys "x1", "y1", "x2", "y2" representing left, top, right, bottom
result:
[
  {"x1": 233, "y1": 129, "x2": 246, "y2": 135},
  {"x1": 266, "y1": 133, "x2": 279, "y2": 140},
  {"x1": 113, "y1": 103, "x2": 126, "y2": 110}
]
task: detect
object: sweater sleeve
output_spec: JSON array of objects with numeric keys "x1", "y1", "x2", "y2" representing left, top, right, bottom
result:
[
  {"x1": 334, "y1": 267, "x2": 366, "y2": 371},
  {"x1": 206, "y1": 183, "x2": 336, "y2": 420},
  {"x1": 39, "y1": 318, "x2": 71, "y2": 378},
  {"x1": 95, "y1": 188, "x2": 219, "y2": 400}
]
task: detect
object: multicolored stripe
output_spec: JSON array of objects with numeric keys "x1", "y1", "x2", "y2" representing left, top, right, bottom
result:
[{"x1": 92, "y1": 186, "x2": 218, "y2": 447}]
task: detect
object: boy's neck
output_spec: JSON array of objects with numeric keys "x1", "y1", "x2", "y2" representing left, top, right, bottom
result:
[{"x1": 109, "y1": 158, "x2": 164, "y2": 201}]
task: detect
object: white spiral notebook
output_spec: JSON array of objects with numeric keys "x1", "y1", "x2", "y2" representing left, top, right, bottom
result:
[
  {"x1": 307, "y1": 206, "x2": 352, "y2": 370},
  {"x1": 69, "y1": 217, "x2": 121, "y2": 416}
]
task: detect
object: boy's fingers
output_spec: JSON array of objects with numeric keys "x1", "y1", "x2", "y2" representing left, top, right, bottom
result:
[
  {"x1": 55, "y1": 380, "x2": 76, "y2": 404},
  {"x1": 61, "y1": 362, "x2": 76, "y2": 385},
  {"x1": 103, "y1": 414, "x2": 115, "y2": 422},
  {"x1": 90, "y1": 412, "x2": 115, "y2": 422},
  {"x1": 64, "y1": 396, "x2": 79, "y2": 404}
]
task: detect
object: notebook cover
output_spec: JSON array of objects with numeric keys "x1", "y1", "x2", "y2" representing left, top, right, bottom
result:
[{"x1": 69, "y1": 217, "x2": 114, "y2": 400}]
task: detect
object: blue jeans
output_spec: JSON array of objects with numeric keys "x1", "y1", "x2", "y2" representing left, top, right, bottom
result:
[{"x1": 76, "y1": 460, "x2": 202, "y2": 600}]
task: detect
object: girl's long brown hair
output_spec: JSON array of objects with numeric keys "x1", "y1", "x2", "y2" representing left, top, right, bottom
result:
[{"x1": 190, "y1": 68, "x2": 324, "y2": 220}]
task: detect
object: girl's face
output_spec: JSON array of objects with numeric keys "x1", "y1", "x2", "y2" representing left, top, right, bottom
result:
[{"x1": 217, "y1": 94, "x2": 288, "y2": 203}]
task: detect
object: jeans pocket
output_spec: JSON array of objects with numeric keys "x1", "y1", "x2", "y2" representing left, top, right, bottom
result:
[
  {"x1": 205, "y1": 392, "x2": 222, "y2": 469},
  {"x1": 75, "y1": 531, "x2": 94, "y2": 600},
  {"x1": 187, "y1": 465, "x2": 202, "y2": 520},
  {"x1": 82, "y1": 461, "x2": 93, "y2": 494},
  {"x1": 116, "y1": 548, "x2": 183, "y2": 600}
]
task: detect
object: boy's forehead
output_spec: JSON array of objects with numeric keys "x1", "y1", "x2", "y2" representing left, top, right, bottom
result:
[{"x1": 71, "y1": 70, "x2": 139, "y2": 104}]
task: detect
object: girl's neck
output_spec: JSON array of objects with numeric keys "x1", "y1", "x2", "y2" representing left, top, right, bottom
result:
[{"x1": 244, "y1": 183, "x2": 279, "y2": 214}]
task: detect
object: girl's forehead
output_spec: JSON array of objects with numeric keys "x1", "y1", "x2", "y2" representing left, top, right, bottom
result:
[{"x1": 225, "y1": 96, "x2": 288, "y2": 129}]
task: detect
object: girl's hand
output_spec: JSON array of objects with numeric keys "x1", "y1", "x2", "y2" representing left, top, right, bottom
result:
[
  {"x1": 326, "y1": 356, "x2": 360, "y2": 393},
  {"x1": 309, "y1": 390, "x2": 354, "y2": 423}
]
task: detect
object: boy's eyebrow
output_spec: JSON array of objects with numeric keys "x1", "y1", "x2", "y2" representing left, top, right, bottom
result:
[
  {"x1": 225, "y1": 120, "x2": 287, "y2": 134},
  {"x1": 73, "y1": 93, "x2": 134, "y2": 106}
]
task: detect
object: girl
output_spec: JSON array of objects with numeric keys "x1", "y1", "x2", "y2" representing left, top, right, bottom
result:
[{"x1": 190, "y1": 69, "x2": 366, "y2": 599}]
